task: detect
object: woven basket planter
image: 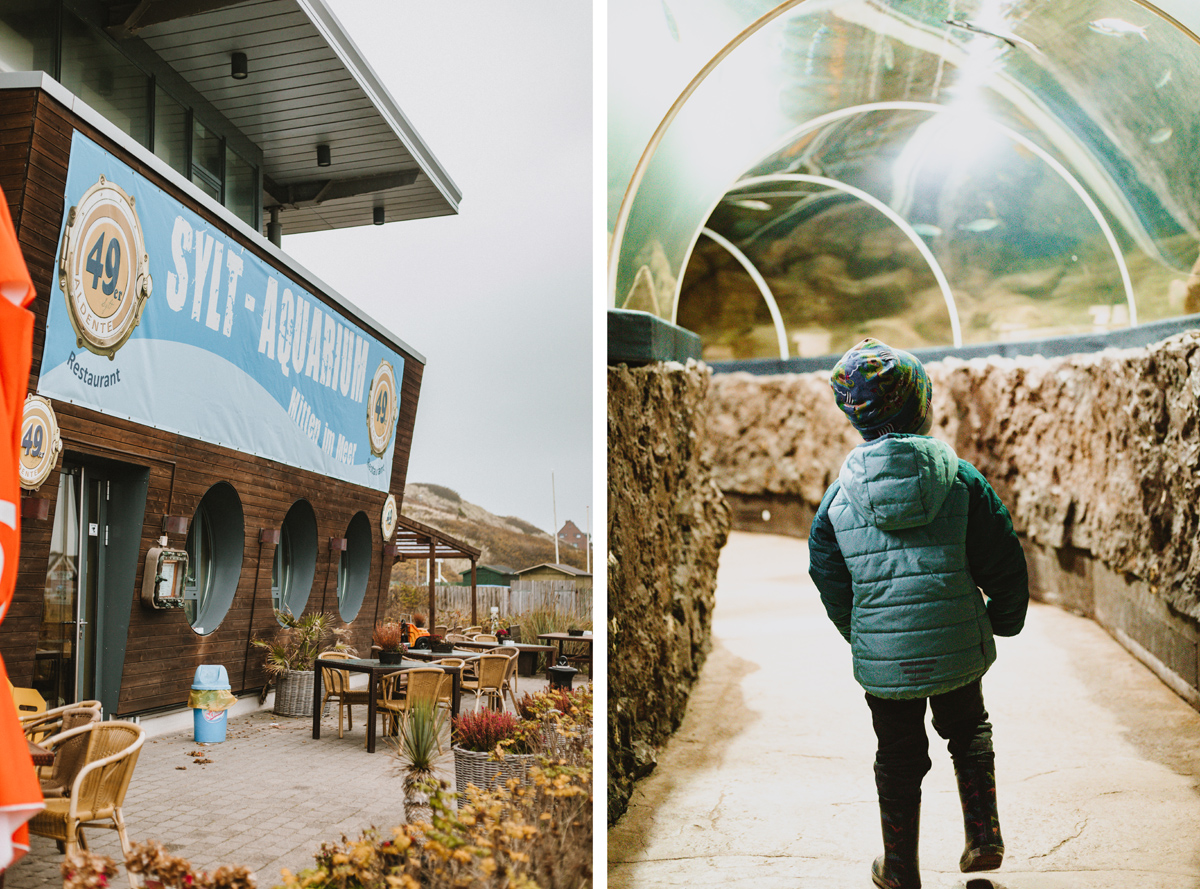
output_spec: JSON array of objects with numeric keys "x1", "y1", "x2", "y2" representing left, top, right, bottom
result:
[
  {"x1": 540, "y1": 722, "x2": 592, "y2": 757},
  {"x1": 452, "y1": 746, "x2": 535, "y2": 797},
  {"x1": 274, "y1": 669, "x2": 322, "y2": 717}
]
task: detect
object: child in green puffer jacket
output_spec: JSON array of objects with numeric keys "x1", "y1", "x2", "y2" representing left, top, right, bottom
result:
[{"x1": 807, "y1": 338, "x2": 1029, "y2": 889}]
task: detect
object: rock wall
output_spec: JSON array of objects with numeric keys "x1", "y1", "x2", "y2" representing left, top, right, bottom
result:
[
  {"x1": 608, "y1": 360, "x2": 731, "y2": 826},
  {"x1": 706, "y1": 330, "x2": 1200, "y2": 704}
]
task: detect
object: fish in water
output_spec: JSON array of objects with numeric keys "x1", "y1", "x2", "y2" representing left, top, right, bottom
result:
[
  {"x1": 911, "y1": 223, "x2": 943, "y2": 239},
  {"x1": 660, "y1": 0, "x2": 679, "y2": 42},
  {"x1": 1088, "y1": 18, "x2": 1148, "y2": 40},
  {"x1": 1156, "y1": 69, "x2": 1172, "y2": 89},
  {"x1": 1150, "y1": 127, "x2": 1173, "y2": 145},
  {"x1": 959, "y1": 218, "x2": 1001, "y2": 233}
]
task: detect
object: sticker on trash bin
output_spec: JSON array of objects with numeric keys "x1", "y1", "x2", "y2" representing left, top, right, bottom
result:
[{"x1": 202, "y1": 710, "x2": 224, "y2": 723}]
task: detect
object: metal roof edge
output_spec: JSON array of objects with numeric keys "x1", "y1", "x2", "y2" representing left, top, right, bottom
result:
[
  {"x1": 0, "y1": 73, "x2": 426, "y2": 366},
  {"x1": 298, "y1": 0, "x2": 463, "y2": 214}
]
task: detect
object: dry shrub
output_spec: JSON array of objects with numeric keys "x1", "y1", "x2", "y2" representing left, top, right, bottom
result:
[
  {"x1": 62, "y1": 747, "x2": 593, "y2": 889},
  {"x1": 278, "y1": 762, "x2": 592, "y2": 889},
  {"x1": 63, "y1": 841, "x2": 256, "y2": 889}
]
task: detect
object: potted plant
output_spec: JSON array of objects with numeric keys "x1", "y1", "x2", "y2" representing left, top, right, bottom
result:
[
  {"x1": 373, "y1": 622, "x2": 407, "y2": 664},
  {"x1": 252, "y1": 610, "x2": 348, "y2": 717},
  {"x1": 451, "y1": 709, "x2": 541, "y2": 797},
  {"x1": 517, "y1": 684, "x2": 594, "y2": 754},
  {"x1": 393, "y1": 697, "x2": 448, "y2": 825},
  {"x1": 428, "y1": 633, "x2": 454, "y2": 654}
]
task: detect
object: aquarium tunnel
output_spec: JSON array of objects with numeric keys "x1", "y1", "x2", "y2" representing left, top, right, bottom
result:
[{"x1": 608, "y1": 0, "x2": 1200, "y2": 367}]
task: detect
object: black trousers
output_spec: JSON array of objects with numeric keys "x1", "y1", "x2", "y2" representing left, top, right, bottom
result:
[{"x1": 865, "y1": 679, "x2": 994, "y2": 801}]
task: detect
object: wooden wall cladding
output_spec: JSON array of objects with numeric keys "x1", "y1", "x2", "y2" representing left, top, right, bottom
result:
[{"x1": 2, "y1": 88, "x2": 424, "y2": 715}]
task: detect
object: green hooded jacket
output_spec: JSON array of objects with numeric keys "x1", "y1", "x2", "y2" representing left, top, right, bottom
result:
[{"x1": 808, "y1": 434, "x2": 1029, "y2": 699}]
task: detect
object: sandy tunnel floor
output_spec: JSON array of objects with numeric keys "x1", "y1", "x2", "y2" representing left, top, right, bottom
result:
[{"x1": 609, "y1": 531, "x2": 1200, "y2": 889}]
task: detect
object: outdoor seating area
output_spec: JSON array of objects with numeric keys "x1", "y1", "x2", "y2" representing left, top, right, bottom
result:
[{"x1": 5, "y1": 666, "x2": 591, "y2": 889}]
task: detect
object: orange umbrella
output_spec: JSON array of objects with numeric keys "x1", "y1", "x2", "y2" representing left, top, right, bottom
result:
[{"x1": 0, "y1": 187, "x2": 43, "y2": 873}]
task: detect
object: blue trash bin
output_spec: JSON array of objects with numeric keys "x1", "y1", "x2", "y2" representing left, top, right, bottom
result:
[{"x1": 191, "y1": 664, "x2": 233, "y2": 743}]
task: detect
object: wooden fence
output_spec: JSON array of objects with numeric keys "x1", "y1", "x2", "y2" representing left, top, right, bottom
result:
[{"x1": 434, "y1": 581, "x2": 592, "y2": 621}]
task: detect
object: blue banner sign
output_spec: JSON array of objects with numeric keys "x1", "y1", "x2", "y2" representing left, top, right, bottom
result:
[{"x1": 38, "y1": 132, "x2": 403, "y2": 492}]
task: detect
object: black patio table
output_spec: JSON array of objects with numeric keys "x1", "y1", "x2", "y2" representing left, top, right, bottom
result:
[
  {"x1": 537, "y1": 632, "x2": 593, "y2": 676},
  {"x1": 312, "y1": 657, "x2": 462, "y2": 753},
  {"x1": 410, "y1": 640, "x2": 557, "y2": 677}
]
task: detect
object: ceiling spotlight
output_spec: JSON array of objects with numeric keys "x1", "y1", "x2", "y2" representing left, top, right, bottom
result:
[
  {"x1": 373, "y1": 206, "x2": 385, "y2": 225},
  {"x1": 317, "y1": 144, "x2": 331, "y2": 167},
  {"x1": 231, "y1": 51, "x2": 248, "y2": 80}
]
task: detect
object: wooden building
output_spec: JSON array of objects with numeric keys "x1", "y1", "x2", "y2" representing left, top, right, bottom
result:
[
  {"x1": 0, "y1": 0, "x2": 467, "y2": 717},
  {"x1": 513, "y1": 563, "x2": 593, "y2": 584},
  {"x1": 453, "y1": 564, "x2": 515, "y2": 588}
]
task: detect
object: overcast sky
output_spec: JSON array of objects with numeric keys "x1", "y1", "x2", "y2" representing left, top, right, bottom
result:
[{"x1": 287, "y1": 2, "x2": 593, "y2": 538}]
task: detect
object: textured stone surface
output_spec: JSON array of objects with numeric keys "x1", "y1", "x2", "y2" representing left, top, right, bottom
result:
[
  {"x1": 607, "y1": 360, "x2": 731, "y2": 826},
  {"x1": 706, "y1": 330, "x2": 1200, "y2": 622}
]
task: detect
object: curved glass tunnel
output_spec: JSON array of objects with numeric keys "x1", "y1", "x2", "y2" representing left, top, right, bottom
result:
[{"x1": 609, "y1": 0, "x2": 1200, "y2": 362}]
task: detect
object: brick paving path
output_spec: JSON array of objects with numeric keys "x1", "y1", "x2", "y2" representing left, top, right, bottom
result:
[{"x1": 8, "y1": 675, "x2": 557, "y2": 888}]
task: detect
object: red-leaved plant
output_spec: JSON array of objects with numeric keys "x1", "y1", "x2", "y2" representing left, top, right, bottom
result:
[{"x1": 452, "y1": 709, "x2": 540, "y2": 755}]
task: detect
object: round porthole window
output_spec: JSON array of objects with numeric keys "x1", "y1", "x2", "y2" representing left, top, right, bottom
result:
[
  {"x1": 337, "y1": 512, "x2": 372, "y2": 622},
  {"x1": 184, "y1": 483, "x2": 244, "y2": 636},
  {"x1": 273, "y1": 499, "x2": 317, "y2": 622}
]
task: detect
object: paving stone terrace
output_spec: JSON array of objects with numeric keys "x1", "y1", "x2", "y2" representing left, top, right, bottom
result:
[{"x1": 8, "y1": 675, "x2": 562, "y2": 888}]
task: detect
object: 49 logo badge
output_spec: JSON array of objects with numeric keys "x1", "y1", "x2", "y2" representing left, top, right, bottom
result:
[
  {"x1": 59, "y1": 175, "x2": 153, "y2": 359},
  {"x1": 367, "y1": 360, "x2": 398, "y2": 457}
]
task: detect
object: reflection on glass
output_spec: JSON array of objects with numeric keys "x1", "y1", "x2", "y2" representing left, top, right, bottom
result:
[
  {"x1": 184, "y1": 504, "x2": 213, "y2": 628},
  {"x1": 60, "y1": 9, "x2": 148, "y2": 147},
  {"x1": 154, "y1": 86, "x2": 187, "y2": 176},
  {"x1": 0, "y1": 0, "x2": 57, "y2": 74},
  {"x1": 611, "y1": 0, "x2": 1200, "y2": 361},
  {"x1": 272, "y1": 524, "x2": 292, "y2": 620},
  {"x1": 191, "y1": 116, "x2": 222, "y2": 199},
  {"x1": 36, "y1": 473, "x2": 78, "y2": 707},
  {"x1": 225, "y1": 144, "x2": 257, "y2": 227}
]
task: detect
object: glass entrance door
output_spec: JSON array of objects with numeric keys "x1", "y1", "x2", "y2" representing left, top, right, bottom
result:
[{"x1": 34, "y1": 465, "x2": 104, "y2": 707}]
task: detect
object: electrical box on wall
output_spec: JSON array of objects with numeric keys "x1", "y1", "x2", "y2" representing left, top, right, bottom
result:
[{"x1": 142, "y1": 546, "x2": 189, "y2": 609}]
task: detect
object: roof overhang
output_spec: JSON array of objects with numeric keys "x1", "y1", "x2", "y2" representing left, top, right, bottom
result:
[
  {"x1": 391, "y1": 514, "x2": 481, "y2": 562},
  {"x1": 101, "y1": 0, "x2": 461, "y2": 235}
]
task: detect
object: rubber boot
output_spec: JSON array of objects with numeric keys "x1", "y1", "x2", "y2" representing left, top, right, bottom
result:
[
  {"x1": 955, "y1": 762, "x2": 1004, "y2": 872},
  {"x1": 871, "y1": 796, "x2": 921, "y2": 889}
]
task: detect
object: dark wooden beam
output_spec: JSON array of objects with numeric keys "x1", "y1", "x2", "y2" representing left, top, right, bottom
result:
[
  {"x1": 263, "y1": 170, "x2": 420, "y2": 209},
  {"x1": 107, "y1": 0, "x2": 249, "y2": 38}
]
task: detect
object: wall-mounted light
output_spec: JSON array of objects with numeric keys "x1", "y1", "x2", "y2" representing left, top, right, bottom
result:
[
  {"x1": 373, "y1": 206, "x2": 385, "y2": 225},
  {"x1": 267, "y1": 206, "x2": 282, "y2": 246},
  {"x1": 22, "y1": 498, "x2": 50, "y2": 521},
  {"x1": 316, "y1": 144, "x2": 331, "y2": 167},
  {"x1": 329, "y1": 537, "x2": 347, "y2": 552},
  {"x1": 162, "y1": 515, "x2": 189, "y2": 535},
  {"x1": 260, "y1": 528, "x2": 281, "y2": 545},
  {"x1": 231, "y1": 51, "x2": 248, "y2": 80}
]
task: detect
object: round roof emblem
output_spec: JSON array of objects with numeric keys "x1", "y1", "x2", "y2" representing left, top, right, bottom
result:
[
  {"x1": 367, "y1": 360, "x2": 398, "y2": 457},
  {"x1": 19, "y1": 395, "x2": 63, "y2": 491},
  {"x1": 381, "y1": 493, "x2": 398, "y2": 541},
  {"x1": 58, "y1": 175, "x2": 152, "y2": 359}
]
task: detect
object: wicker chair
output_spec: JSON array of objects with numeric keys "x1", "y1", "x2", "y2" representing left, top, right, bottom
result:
[
  {"x1": 462, "y1": 626, "x2": 483, "y2": 636},
  {"x1": 378, "y1": 668, "x2": 450, "y2": 741},
  {"x1": 459, "y1": 654, "x2": 510, "y2": 712},
  {"x1": 433, "y1": 625, "x2": 449, "y2": 637},
  {"x1": 434, "y1": 658, "x2": 466, "y2": 707},
  {"x1": 20, "y1": 700, "x2": 102, "y2": 744},
  {"x1": 28, "y1": 721, "x2": 145, "y2": 888},
  {"x1": 24, "y1": 705, "x2": 102, "y2": 796},
  {"x1": 318, "y1": 650, "x2": 371, "y2": 739},
  {"x1": 473, "y1": 634, "x2": 499, "y2": 644},
  {"x1": 445, "y1": 633, "x2": 470, "y2": 643},
  {"x1": 486, "y1": 647, "x2": 521, "y2": 700}
]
